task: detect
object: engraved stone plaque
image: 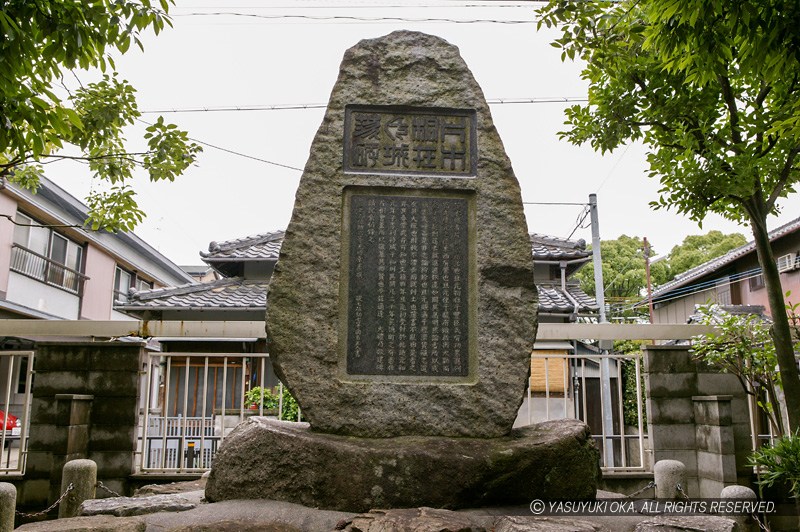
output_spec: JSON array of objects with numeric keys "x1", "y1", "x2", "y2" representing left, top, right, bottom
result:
[
  {"x1": 344, "y1": 106, "x2": 477, "y2": 177},
  {"x1": 344, "y1": 191, "x2": 472, "y2": 377}
]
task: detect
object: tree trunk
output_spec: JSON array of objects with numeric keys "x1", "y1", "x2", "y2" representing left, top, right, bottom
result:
[{"x1": 750, "y1": 216, "x2": 800, "y2": 433}]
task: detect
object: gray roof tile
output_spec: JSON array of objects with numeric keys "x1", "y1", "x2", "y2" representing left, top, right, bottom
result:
[
  {"x1": 537, "y1": 283, "x2": 598, "y2": 314},
  {"x1": 119, "y1": 277, "x2": 267, "y2": 310},
  {"x1": 201, "y1": 231, "x2": 284, "y2": 262},
  {"x1": 122, "y1": 230, "x2": 598, "y2": 315},
  {"x1": 652, "y1": 216, "x2": 800, "y2": 298},
  {"x1": 530, "y1": 233, "x2": 591, "y2": 261}
]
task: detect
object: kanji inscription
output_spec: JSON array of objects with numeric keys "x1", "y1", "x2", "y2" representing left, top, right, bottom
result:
[
  {"x1": 344, "y1": 106, "x2": 477, "y2": 177},
  {"x1": 345, "y1": 192, "x2": 471, "y2": 377}
]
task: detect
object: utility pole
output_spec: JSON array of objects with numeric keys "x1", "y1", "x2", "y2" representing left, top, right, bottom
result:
[
  {"x1": 643, "y1": 237, "x2": 655, "y2": 324},
  {"x1": 589, "y1": 194, "x2": 615, "y2": 468}
]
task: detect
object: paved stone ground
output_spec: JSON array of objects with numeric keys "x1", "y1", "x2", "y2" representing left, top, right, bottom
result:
[{"x1": 16, "y1": 481, "x2": 745, "y2": 531}]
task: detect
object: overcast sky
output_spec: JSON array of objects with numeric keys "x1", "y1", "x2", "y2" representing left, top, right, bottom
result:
[{"x1": 51, "y1": 0, "x2": 800, "y2": 267}]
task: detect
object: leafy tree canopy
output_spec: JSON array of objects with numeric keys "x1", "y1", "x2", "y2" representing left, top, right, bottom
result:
[
  {"x1": 575, "y1": 235, "x2": 669, "y2": 300},
  {"x1": 662, "y1": 230, "x2": 747, "y2": 280},
  {"x1": 538, "y1": 0, "x2": 800, "y2": 431},
  {"x1": 576, "y1": 231, "x2": 745, "y2": 315},
  {"x1": 0, "y1": 1, "x2": 201, "y2": 231}
]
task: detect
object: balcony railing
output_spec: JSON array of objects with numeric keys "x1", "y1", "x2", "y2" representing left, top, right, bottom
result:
[{"x1": 10, "y1": 244, "x2": 88, "y2": 295}]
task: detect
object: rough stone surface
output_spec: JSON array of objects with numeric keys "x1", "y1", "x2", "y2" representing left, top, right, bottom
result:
[
  {"x1": 78, "y1": 492, "x2": 201, "y2": 517},
  {"x1": 495, "y1": 516, "x2": 604, "y2": 532},
  {"x1": 133, "y1": 478, "x2": 206, "y2": 497},
  {"x1": 340, "y1": 507, "x2": 493, "y2": 531},
  {"x1": 719, "y1": 485, "x2": 757, "y2": 500},
  {"x1": 205, "y1": 418, "x2": 599, "y2": 512},
  {"x1": 24, "y1": 498, "x2": 760, "y2": 532},
  {"x1": 633, "y1": 515, "x2": 739, "y2": 531},
  {"x1": 653, "y1": 460, "x2": 687, "y2": 499},
  {"x1": 16, "y1": 515, "x2": 146, "y2": 531},
  {"x1": 266, "y1": 30, "x2": 537, "y2": 438}
]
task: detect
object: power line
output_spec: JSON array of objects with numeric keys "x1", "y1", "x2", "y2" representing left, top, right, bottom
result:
[
  {"x1": 595, "y1": 143, "x2": 630, "y2": 193},
  {"x1": 0, "y1": 213, "x2": 85, "y2": 229},
  {"x1": 190, "y1": 137, "x2": 304, "y2": 172},
  {"x1": 135, "y1": 118, "x2": 304, "y2": 172},
  {"x1": 566, "y1": 205, "x2": 590, "y2": 241},
  {"x1": 173, "y1": 3, "x2": 544, "y2": 10},
  {"x1": 523, "y1": 201, "x2": 589, "y2": 206},
  {"x1": 141, "y1": 97, "x2": 589, "y2": 115},
  {"x1": 171, "y1": 12, "x2": 541, "y2": 24},
  {"x1": 616, "y1": 267, "x2": 765, "y2": 312}
]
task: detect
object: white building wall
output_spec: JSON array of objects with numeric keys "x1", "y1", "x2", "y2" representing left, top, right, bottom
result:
[{"x1": 6, "y1": 271, "x2": 80, "y2": 319}]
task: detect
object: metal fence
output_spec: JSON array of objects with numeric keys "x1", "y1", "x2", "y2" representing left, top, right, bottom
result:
[
  {"x1": 10, "y1": 245, "x2": 87, "y2": 295},
  {"x1": 0, "y1": 351, "x2": 34, "y2": 475},
  {"x1": 136, "y1": 352, "x2": 275, "y2": 473},
  {"x1": 521, "y1": 351, "x2": 648, "y2": 473}
]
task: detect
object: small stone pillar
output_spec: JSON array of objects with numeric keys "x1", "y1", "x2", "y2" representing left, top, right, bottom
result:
[
  {"x1": 654, "y1": 459, "x2": 686, "y2": 499},
  {"x1": 59, "y1": 459, "x2": 96, "y2": 518},
  {"x1": 720, "y1": 485, "x2": 758, "y2": 531},
  {"x1": 0, "y1": 482, "x2": 16, "y2": 532}
]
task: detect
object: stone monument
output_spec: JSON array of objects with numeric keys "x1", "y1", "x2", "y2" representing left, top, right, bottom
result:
[{"x1": 206, "y1": 30, "x2": 599, "y2": 512}]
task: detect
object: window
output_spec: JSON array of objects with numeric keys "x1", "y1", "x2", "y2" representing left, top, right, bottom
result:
[
  {"x1": 136, "y1": 278, "x2": 153, "y2": 292},
  {"x1": 114, "y1": 267, "x2": 133, "y2": 304},
  {"x1": 749, "y1": 273, "x2": 765, "y2": 291},
  {"x1": 10, "y1": 212, "x2": 84, "y2": 293}
]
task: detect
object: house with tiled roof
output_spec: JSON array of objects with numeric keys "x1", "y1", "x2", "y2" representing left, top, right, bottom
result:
[
  {"x1": 519, "y1": 233, "x2": 607, "y2": 431},
  {"x1": 123, "y1": 230, "x2": 599, "y2": 324},
  {"x1": 118, "y1": 231, "x2": 282, "y2": 321},
  {"x1": 650, "y1": 216, "x2": 800, "y2": 324},
  {"x1": 530, "y1": 233, "x2": 598, "y2": 322}
]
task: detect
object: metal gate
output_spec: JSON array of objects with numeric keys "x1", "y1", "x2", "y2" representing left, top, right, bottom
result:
[
  {"x1": 137, "y1": 352, "x2": 272, "y2": 473},
  {"x1": 0, "y1": 351, "x2": 34, "y2": 474}
]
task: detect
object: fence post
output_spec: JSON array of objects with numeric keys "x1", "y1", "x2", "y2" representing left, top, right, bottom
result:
[
  {"x1": 58, "y1": 459, "x2": 96, "y2": 518},
  {"x1": 654, "y1": 459, "x2": 686, "y2": 499},
  {"x1": 0, "y1": 482, "x2": 15, "y2": 532}
]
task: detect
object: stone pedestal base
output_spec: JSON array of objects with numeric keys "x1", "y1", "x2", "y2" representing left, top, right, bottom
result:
[{"x1": 205, "y1": 418, "x2": 600, "y2": 512}]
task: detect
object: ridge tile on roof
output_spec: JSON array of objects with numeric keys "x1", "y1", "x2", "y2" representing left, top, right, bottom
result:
[
  {"x1": 201, "y1": 230, "x2": 284, "y2": 262},
  {"x1": 530, "y1": 233, "x2": 591, "y2": 261}
]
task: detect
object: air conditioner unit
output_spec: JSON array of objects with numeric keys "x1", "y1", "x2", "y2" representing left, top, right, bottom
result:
[{"x1": 777, "y1": 253, "x2": 796, "y2": 272}]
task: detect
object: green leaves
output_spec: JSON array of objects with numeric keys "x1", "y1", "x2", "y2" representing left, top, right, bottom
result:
[
  {"x1": 536, "y1": 0, "x2": 800, "y2": 227},
  {"x1": 0, "y1": 1, "x2": 202, "y2": 232},
  {"x1": 143, "y1": 117, "x2": 202, "y2": 182},
  {"x1": 749, "y1": 431, "x2": 800, "y2": 499},
  {"x1": 692, "y1": 304, "x2": 786, "y2": 436}
]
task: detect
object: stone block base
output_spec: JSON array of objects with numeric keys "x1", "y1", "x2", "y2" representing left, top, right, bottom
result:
[{"x1": 205, "y1": 418, "x2": 600, "y2": 512}]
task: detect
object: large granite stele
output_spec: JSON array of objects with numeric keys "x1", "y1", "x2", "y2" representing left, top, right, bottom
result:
[
  {"x1": 206, "y1": 30, "x2": 601, "y2": 512},
  {"x1": 265, "y1": 29, "x2": 537, "y2": 439}
]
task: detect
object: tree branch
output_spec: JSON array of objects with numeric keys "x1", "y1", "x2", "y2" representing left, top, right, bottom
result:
[
  {"x1": 755, "y1": 82, "x2": 772, "y2": 108},
  {"x1": 766, "y1": 145, "x2": 800, "y2": 211},
  {"x1": 717, "y1": 74, "x2": 744, "y2": 150}
]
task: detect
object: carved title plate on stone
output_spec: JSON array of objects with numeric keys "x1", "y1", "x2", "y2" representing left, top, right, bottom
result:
[
  {"x1": 343, "y1": 106, "x2": 477, "y2": 177},
  {"x1": 341, "y1": 188, "x2": 476, "y2": 381}
]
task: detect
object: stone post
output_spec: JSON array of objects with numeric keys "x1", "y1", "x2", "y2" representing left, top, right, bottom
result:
[
  {"x1": 720, "y1": 485, "x2": 758, "y2": 531},
  {"x1": 693, "y1": 395, "x2": 737, "y2": 497},
  {"x1": 58, "y1": 459, "x2": 96, "y2": 518},
  {"x1": 653, "y1": 459, "x2": 686, "y2": 499},
  {"x1": 0, "y1": 482, "x2": 16, "y2": 532}
]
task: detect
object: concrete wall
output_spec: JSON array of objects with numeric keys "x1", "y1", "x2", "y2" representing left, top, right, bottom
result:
[
  {"x1": 644, "y1": 345, "x2": 752, "y2": 497},
  {"x1": 17, "y1": 342, "x2": 143, "y2": 508}
]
